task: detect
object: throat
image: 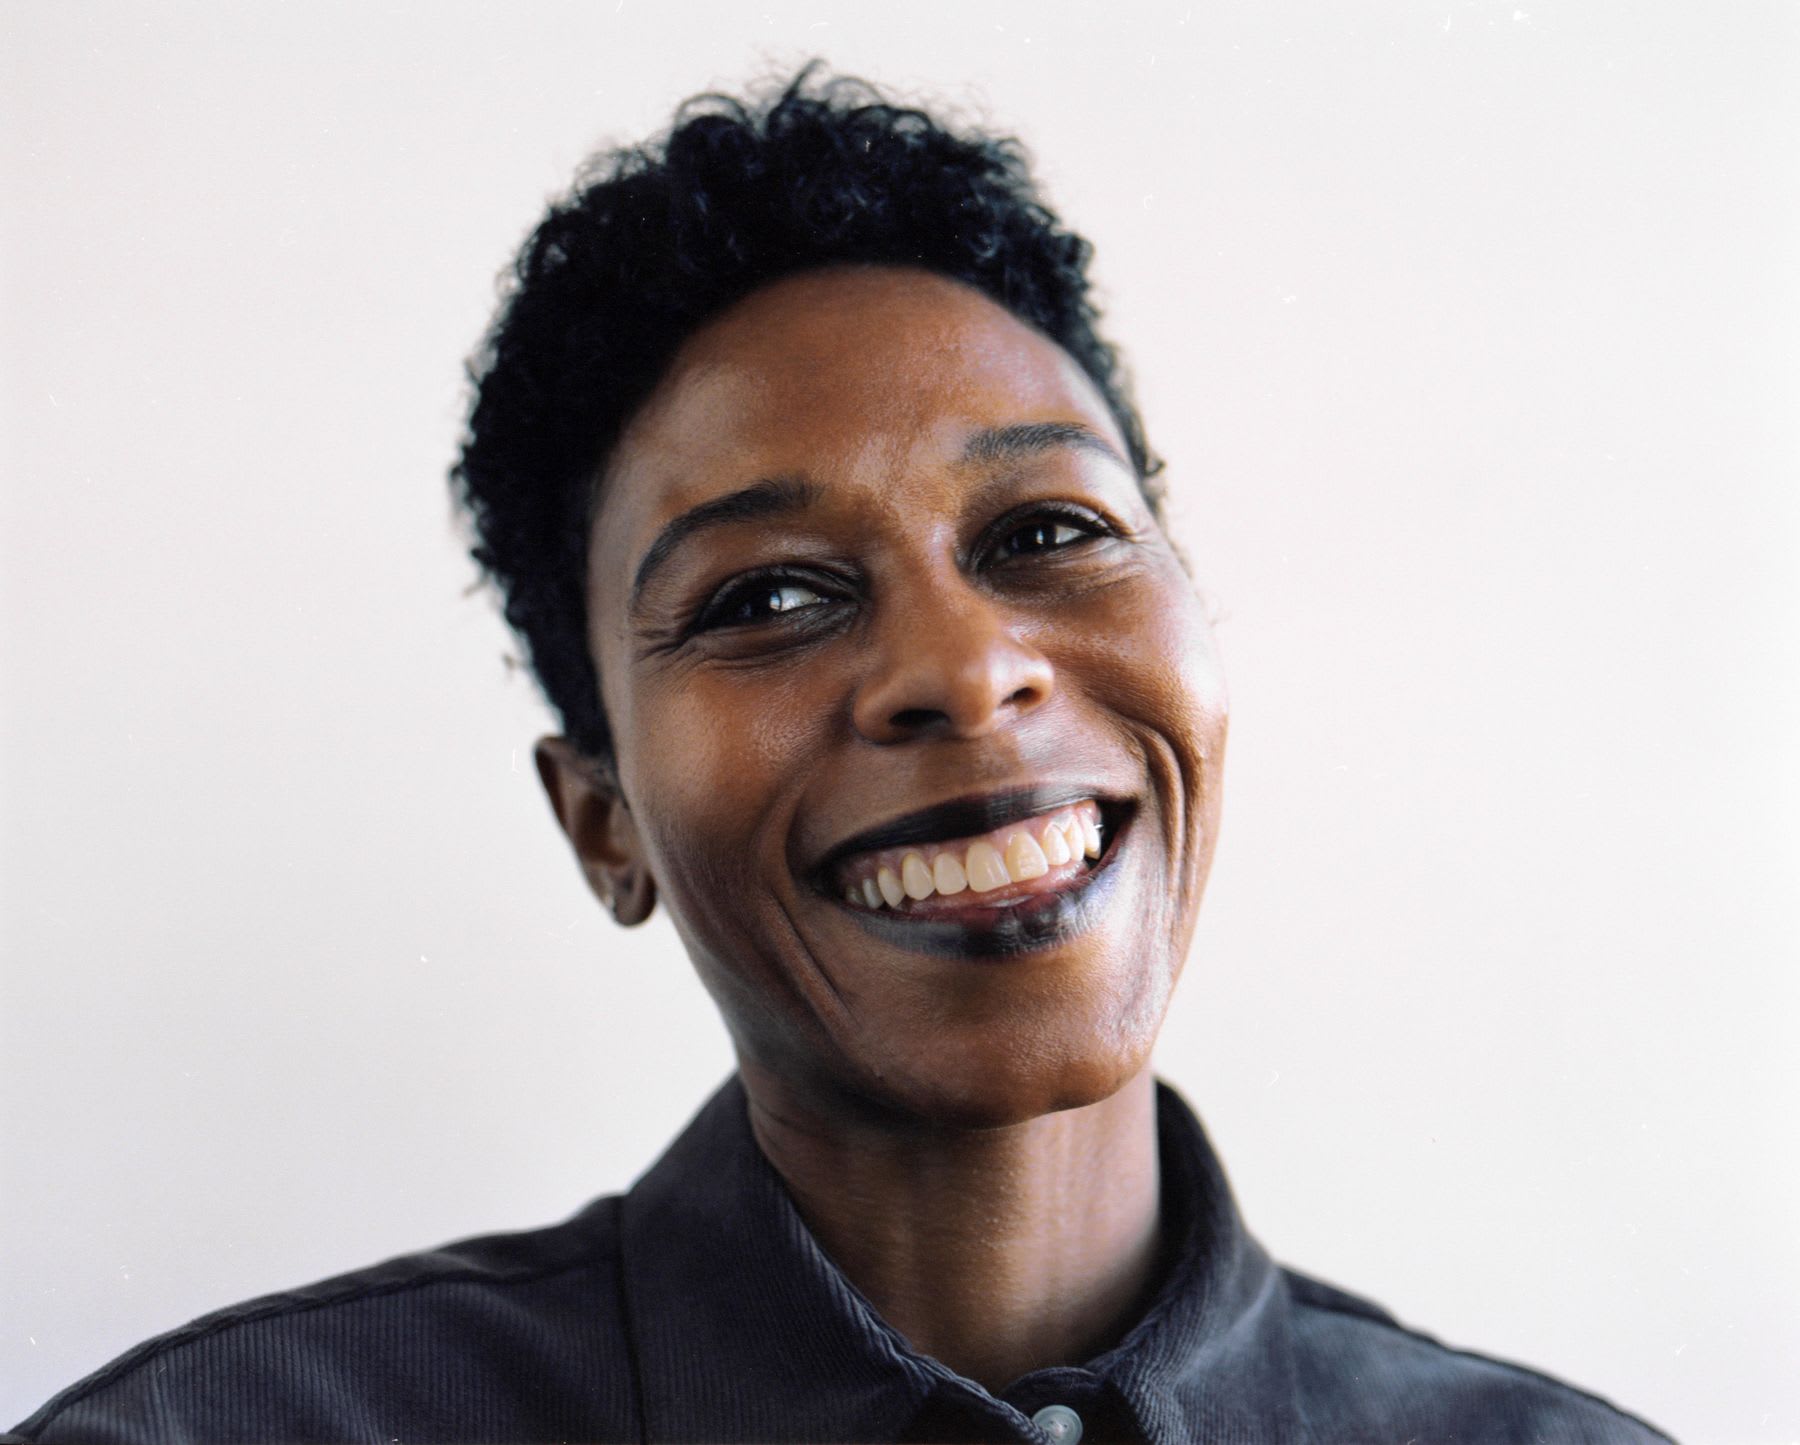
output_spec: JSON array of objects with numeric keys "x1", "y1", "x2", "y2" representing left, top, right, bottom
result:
[{"x1": 743, "y1": 1066, "x2": 1164, "y2": 1392}]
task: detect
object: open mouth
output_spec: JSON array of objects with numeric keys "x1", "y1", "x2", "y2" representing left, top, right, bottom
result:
[
  {"x1": 836, "y1": 799, "x2": 1108, "y2": 914},
  {"x1": 816, "y1": 791, "x2": 1132, "y2": 955}
]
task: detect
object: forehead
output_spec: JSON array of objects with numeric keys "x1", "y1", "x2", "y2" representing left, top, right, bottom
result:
[{"x1": 589, "y1": 266, "x2": 1125, "y2": 577}]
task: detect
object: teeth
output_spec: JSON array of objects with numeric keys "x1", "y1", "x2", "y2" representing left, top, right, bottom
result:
[
  {"x1": 965, "y1": 840, "x2": 1010, "y2": 893},
  {"x1": 901, "y1": 852, "x2": 934, "y2": 901},
  {"x1": 1004, "y1": 830, "x2": 1049, "y2": 881},
  {"x1": 877, "y1": 867, "x2": 905, "y2": 909},
  {"x1": 841, "y1": 800, "x2": 1108, "y2": 908}
]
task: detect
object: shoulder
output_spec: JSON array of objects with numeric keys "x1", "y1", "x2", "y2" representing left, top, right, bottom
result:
[
  {"x1": 12, "y1": 1196, "x2": 639, "y2": 1444},
  {"x1": 1280, "y1": 1268, "x2": 1676, "y2": 1444}
]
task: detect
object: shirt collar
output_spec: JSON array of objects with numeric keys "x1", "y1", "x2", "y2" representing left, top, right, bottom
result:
[{"x1": 619, "y1": 1077, "x2": 1304, "y2": 1444}]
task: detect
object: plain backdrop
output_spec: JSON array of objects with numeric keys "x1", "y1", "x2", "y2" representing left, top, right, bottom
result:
[{"x1": 3, "y1": 3, "x2": 1796, "y2": 1439}]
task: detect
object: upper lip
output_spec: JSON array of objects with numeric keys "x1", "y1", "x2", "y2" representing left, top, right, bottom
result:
[{"x1": 812, "y1": 783, "x2": 1120, "y2": 880}]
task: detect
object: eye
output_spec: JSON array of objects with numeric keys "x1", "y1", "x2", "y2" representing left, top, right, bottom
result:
[
  {"x1": 696, "y1": 576, "x2": 834, "y2": 632},
  {"x1": 1002, "y1": 519, "x2": 1086, "y2": 556},
  {"x1": 989, "y1": 508, "x2": 1110, "y2": 562}
]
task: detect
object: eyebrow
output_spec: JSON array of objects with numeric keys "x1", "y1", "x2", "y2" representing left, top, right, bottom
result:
[
  {"x1": 630, "y1": 475, "x2": 820, "y2": 608},
  {"x1": 626, "y1": 422, "x2": 1130, "y2": 610},
  {"x1": 958, "y1": 420, "x2": 1130, "y2": 470}
]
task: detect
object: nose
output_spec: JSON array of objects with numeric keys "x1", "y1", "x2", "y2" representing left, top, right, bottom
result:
[{"x1": 851, "y1": 581, "x2": 1055, "y2": 745}]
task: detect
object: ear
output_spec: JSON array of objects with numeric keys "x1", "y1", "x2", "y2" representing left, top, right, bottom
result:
[{"x1": 533, "y1": 736, "x2": 657, "y2": 926}]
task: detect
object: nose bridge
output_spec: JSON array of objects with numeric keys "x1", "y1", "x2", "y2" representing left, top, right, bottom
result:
[{"x1": 851, "y1": 562, "x2": 1055, "y2": 744}]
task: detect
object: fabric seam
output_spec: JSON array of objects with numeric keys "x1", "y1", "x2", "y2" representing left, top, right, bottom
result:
[
  {"x1": 1289, "y1": 1296, "x2": 1677, "y2": 1443},
  {"x1": 25, "y1": 1246, "x2": 607, "y2": 1432},
  {"x1": 610, "y1": 1199, "x2": 652, "y2": 1445}
]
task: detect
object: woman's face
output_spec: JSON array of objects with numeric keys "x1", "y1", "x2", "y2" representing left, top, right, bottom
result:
[{"x1": 577, "y1": 266, "x2": 1226, "y2": 1128}]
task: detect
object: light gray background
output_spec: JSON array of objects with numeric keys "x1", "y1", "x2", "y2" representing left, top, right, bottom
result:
[{"x1": 3, "y1": 3, "x2": 1796, "y2": 1439}]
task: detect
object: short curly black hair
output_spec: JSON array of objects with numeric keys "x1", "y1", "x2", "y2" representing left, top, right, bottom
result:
[{"x1": 451, "y1": 65, "x2": 1159, "y2": 763}]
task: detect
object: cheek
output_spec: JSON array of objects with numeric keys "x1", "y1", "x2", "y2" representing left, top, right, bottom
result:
[
  {"x1": 1058, "y1": 563, "x2": 1228, "y2": 778},
  {"x1": 1053, "y1": 563, "x2": 1228, "y2": 936},
  {"x1": 617, "y1": 664, "x2": 832, "y2": 897},
  {"x1": 611, "y1": 661, "x2": 867, "y2": 1080}
]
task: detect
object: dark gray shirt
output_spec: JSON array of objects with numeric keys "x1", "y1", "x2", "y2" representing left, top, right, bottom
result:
[{"x1": 12, "y1": 1078, "x2": 1671, "y2": 1443}]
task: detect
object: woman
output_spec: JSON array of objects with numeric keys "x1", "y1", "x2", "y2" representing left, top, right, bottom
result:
[{"x1": 13, "y1": 69, "x2": 1670, "y2": 1445}]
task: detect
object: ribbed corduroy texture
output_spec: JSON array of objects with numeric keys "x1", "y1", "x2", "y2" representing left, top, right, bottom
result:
[{"x1": 13, "y1": 1078, "x2": 1674, "y2": 1443}]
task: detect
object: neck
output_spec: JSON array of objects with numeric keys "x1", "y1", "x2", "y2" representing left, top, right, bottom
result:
[{"x1": 742, "y1": 1065, "x2": 1164, "y2": 1392}]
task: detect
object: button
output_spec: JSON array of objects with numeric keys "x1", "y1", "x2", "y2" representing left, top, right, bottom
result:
[{"x1": 1032, "y1": 1404, "x2": 1083, "y2": 1444}]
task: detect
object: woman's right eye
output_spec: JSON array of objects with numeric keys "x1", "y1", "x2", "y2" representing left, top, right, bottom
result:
[{"x1": 697, "y1": 578, "x2": 833, "y2": 632}]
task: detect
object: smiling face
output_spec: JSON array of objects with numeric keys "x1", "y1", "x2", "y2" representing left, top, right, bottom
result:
[{"x1": 552, "y1": 266, "x2": 1226, "y2": 1129}]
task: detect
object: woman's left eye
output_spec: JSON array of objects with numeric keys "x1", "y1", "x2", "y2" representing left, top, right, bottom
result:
[
  {"x1": 994, "y1": 515, "x2": 1100, "y2": 559},
  {"x1": 752, "y1": 583, "x2": 825, "y2": 616}
]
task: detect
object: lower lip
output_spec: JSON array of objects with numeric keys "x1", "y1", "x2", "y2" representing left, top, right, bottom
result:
[{"x1": 835, "y1": 818, "x2": 1130, "y2": 960}]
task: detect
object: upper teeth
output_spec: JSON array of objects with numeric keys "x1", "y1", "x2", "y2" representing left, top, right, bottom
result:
[{"x1": 841, "y1": 801, "x2": 1105, "y2": 909}]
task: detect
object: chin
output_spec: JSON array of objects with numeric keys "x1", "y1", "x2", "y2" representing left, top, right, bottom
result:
[
  {"x1": 873, "y1": 1054, "x2": 1154, "y2": 1133},
  {"x1": 839, "y1": 984, "x2": 1171, "y2": 1132}
]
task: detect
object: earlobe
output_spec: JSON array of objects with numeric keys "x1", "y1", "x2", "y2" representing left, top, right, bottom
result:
[{"x1": 532, "y1": 736, "x2": 658, "y2": 927}]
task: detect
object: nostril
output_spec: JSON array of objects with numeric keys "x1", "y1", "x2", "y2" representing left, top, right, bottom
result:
[{"x1": 889, "y1": 707, "x2": 948, "y2": 733}]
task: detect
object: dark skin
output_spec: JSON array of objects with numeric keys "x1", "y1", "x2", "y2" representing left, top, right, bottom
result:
[{"x1": 537, "y1": 266, "x2": 1228, "y2": 1389}]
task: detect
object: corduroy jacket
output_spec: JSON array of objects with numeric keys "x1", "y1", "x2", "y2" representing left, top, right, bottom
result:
[{"x1": 12, "y1": 1077, "x2": 1671, "y2": 1443}]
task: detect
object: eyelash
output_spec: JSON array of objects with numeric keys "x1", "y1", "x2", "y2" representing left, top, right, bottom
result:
[
  {"x1": 692, "y1": 571, "x2": 847, "y2": 634},
  {"x1": 688, "y1": 504, "x2": 1116, "y2": 636}
]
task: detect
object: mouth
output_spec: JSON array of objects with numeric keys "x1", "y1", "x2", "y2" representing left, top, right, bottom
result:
[{"x1": 814, "y1": 788, "x2": 1134, "y2": 957}]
